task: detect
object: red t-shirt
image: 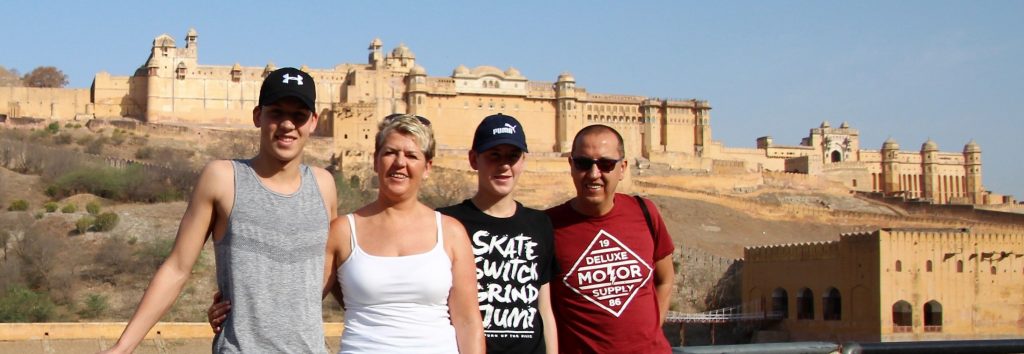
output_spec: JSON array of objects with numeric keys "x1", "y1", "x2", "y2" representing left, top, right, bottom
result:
[{"x1": 545, "y1": 194, "x2": 674, "y2": 354}]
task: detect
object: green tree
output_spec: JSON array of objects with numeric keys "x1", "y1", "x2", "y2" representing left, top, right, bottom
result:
[
  {"x1": 7, "y1": 200, "x2": 28, "y2": 211},
  {"x1": 78, "y1": 294, "x2": 109, "y2": 319},
  {"x1": 93, "y1": 212, "x2": 119, "y2": 232},
  {"x1": 0, "y1": 285, "x2": 55, "y2": 322},
  {"x1": 45, "y1": 122, "x2": 60, "y2": 135},
  {"x1": 86, "y1": 202, "x2": 101, "y2": 215},
  {"x1": 21, "y1": 66, "x2": 68, "y2": 88},
  {"x1": 76, "y1": 216, "x2": 96, "y2": 234}
]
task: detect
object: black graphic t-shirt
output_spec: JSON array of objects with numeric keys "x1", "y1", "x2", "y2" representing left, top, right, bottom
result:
[{"x1": 439, "y1": 199, "x2": 554, "y2": 354}]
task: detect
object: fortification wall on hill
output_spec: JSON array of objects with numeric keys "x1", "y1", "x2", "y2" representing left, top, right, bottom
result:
[
  {"x1": 859, "y1": 192, "x2": 1024, "y2": 226},
  {"x1": 0, "y1": 87, "x2": 92, "y2": 120},
  {"x1": 635, "y1": 180, "x2": 1024, "y2": 233}
]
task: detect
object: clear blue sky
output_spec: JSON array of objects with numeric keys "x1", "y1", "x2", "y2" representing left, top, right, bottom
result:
[{"x1": 7, "y1": 1, "x2": 1023, "y2": 198}]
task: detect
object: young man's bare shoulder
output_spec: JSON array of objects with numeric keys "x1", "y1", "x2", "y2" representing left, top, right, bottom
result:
[
  {"x1": 198, "y1": 160, "x2": 235, "y2": 182},
  {"x1": 309, "y1": 166, "x2": 335, "y2": 187}
]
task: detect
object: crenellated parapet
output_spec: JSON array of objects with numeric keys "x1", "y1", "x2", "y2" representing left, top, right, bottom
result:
[
  {"x1": 748, "y1": 228, "x2": 1023, "y2": 265},
  {"x1": 745, "y1": 240, "x2": 840, "y2": 262}
]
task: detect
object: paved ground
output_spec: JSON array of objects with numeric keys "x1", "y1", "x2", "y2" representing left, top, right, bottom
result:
[{"x1": 0, "y1": 337, "x2": 344, "y2": 354}]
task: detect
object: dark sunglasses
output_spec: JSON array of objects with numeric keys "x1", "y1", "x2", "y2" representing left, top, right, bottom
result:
[
  {"x1": 383, "y1": 113, "x2": 431, "y2": 126},
  {"x1": 570, "y1": 157, "x2": 622, "y2": 173}
]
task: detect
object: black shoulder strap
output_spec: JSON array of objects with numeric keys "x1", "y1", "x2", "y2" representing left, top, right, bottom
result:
[{"x1": 635, "y1": 195, "x2": 656, "y2": 241}]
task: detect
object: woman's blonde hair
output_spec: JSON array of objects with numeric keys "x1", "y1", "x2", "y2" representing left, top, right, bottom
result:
[{"x1": 374, "y1": 114, "x2": 435, "y2": 160}]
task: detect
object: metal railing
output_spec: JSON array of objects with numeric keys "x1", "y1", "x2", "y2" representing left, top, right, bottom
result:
[{"x1": 666, "y1": 305, "x2": 783, "y2": 323}]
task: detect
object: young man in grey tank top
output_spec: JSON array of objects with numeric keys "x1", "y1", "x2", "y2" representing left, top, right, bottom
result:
[{"x1": 101, "y1": 67, "x2": 338, "y2": 354}]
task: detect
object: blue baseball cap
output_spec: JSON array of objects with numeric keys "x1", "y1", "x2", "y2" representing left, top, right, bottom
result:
[{"x1": 472, "y1": 113, "x2": 528, "y2": 153}]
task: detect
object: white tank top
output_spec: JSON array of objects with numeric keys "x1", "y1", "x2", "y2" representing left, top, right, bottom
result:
[{"x1": 337, "y1": 212, "x2": 458, "y2": 354}]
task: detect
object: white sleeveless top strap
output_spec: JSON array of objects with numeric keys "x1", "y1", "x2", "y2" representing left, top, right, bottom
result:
[{"x1": 337, "y1": 211, "x2": 457, "y2": 354}]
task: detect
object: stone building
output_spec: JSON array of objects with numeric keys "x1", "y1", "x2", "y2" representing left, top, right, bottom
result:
[
  {"x1": 85, "y1": 29, "x2": 714, "y2": 171},
  {"x1": 742, "y1": 228, "x2": 1024, "y2": 342},
  {"x1": 754, "y1": 122, "x2": 1009, "y2": 205}
]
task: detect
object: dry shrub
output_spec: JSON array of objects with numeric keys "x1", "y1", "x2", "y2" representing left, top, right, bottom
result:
[
  {"x1": 419, "y1": 167, "x2": 472, "y2": 209},
  {"x1": 0, "y1": 213, "x2": 33, "y2": 262},
  {"x1": 205, "y1": 132, "x2": 258, "y2": 160},
  {"x1": 88, "y1": 234, "x2": 136, "y2": 285},
  {"x1": 336, "y1": 173, "x2": 374, "y2": 214},
  {"x1": 13, "y1": 219, "x2": 73, "y2": 300}
]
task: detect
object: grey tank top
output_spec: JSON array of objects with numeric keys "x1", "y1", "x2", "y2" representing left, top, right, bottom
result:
[{"x1": 212, "y1": 160, "x2": 330, "y2": 353}]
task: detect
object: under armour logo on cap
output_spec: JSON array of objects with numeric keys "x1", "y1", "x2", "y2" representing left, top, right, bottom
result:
[
  {"x1": 281, "y1": 73, "x2": 304, "y2": 85},
  {"x1": 259, "y1": 67, "x2": 316, "y2": 110},
  {"x1": 473, "y1": 113, "x2": 528, "y2": 153}
]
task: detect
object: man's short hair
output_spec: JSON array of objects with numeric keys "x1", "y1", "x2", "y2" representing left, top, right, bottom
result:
[
  {"x1": 571, "y1": 124, "x2": 624, "y2": 159},
  {"x1": 374, "y1": 114, "x2": 436, "y2": 160}
]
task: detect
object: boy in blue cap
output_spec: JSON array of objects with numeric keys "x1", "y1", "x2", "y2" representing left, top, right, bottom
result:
[{"x1": 438, "y1": 113, "x2": 557, "y2": 353}]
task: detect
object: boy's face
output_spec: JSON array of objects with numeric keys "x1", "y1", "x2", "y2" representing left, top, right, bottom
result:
[
  {"x1": 253, "y1": 97, "x2": 318, "y2": 163},
  {"x1": 469, "y1": 144, "x2": 525, "y2": 199}
]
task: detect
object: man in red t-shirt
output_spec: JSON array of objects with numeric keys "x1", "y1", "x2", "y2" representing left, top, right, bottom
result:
[{"x1": 545, "y1": 124, "x2": 675, "y2": 353}]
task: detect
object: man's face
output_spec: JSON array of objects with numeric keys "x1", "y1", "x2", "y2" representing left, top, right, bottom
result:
[
  {"x1": 253, "y1": 97, "x2": 317, "y2": 162},
  {"x1": 469, "y1": 144, "x2": 525, "y2": 199},
  {"x1": 570, "y1": 130, "x2": 626, "y2": 213}
]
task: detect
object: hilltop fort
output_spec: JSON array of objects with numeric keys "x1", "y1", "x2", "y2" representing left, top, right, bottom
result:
[{"x1": 0, "y1": 28, "x2": 1015, "y2": 206}]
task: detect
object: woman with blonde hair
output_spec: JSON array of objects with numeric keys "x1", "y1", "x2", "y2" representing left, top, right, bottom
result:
[{"x1": 325, "y1": 114, "x2": 484, "y2": 353}]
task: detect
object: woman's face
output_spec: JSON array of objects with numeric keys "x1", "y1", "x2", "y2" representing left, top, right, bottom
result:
[{"x1": 375, "y1": 131, "x2": 431, "y2": 201}]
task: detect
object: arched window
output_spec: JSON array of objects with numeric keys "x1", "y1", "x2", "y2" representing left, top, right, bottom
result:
[
  {"x1": 957, "y1": 260, "x2": 964, "y2": 273},
  {"x1": 893, "y1": 300, "x2": 913, "y2": 332},
  {"x1": 895, "y1": 260, "x2": 902, "y2": 272},
  {"x1": 924, "y1": 300, "x2": 942, "y2": 332},
  {"x1": 926, "y1": 260, "x2": 933, "y2": 272},
  {"x1": 797, "y1": 288, "x2": 814, "y2": 320},
  {"x1": 831, "y1": 150, "x2": 842, "y2": 162},
  {"x1": 771, "y1": 288, "x2": 789, "y2": 319},
  {"x1": 991, "y1": 266, "x2": 997, "y2": 275},
  {"x1": 823, "y1": 287, "x2": 841, "y2": 321}
]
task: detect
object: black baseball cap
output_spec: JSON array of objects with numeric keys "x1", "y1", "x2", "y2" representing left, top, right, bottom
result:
[
  {"x1": 472, "y1": 113, "x2": 528, "y2": 153},
  {"x1": 259, "y1": 67, "x2": 316, "y2": 110}
]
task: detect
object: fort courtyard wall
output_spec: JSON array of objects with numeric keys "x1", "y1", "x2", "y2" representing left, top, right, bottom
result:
[
  {"x1": 0, "y1": 86, "x2": 91, "y2": 120},
  {"x1": 743, "y1": 229, "x2": 1024, "y2": 342}
]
